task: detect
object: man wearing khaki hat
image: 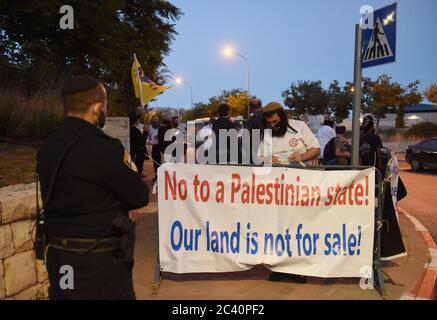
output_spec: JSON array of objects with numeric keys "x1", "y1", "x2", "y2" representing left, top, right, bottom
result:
[{"x1": 259, "y1": 102, "x2": 320, "y2": 165}]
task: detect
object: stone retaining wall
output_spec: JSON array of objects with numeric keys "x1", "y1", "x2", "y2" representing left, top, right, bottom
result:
[
  {"x1": 104, "y1": 117, "x2": 130, "y2": 153},
  {"x1": 0, "y1": 183, "x2": 49, "y2": 300}
]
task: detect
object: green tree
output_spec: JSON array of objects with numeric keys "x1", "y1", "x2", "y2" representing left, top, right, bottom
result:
[
  {"x1": 183, "y1": 103, "x2": 215, "y2": 122},
  {"x1": 371, "y1": 75, "x2": 402, "y2": 128},
  {"x1": 327, "y1": 80, "x2": 352, "y2": 123},
  {"x1": 0, "y1": 0, "x2": 182, "y2": 114},
  {"x1": 364, "y1": 75, "x2": 422, "y2": 129},
  {"x1": 282, "y1": 81, "x2": 329, "y2": 116},
  {"x1": 182, "y1": 89, "x2": 255, "y2": 121},
  {"x1": 395, "y1": 80, "x2": 422, "y2": 128}
]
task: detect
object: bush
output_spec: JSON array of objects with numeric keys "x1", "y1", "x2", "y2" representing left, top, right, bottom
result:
[
  {"x1": 0, "y1": 84, "x2": 128, "y2": 140},
  {"x1": 0, "y1": 86, "x2": 64, "y2": 140},
  {"x1": 404, "y1": 122, "x2": 437, "y2": 139}
]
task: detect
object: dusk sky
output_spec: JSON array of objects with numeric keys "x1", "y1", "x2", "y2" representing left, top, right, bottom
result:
[{"x1": 154, "y1": 0, "x2": 437, "y2": 109}]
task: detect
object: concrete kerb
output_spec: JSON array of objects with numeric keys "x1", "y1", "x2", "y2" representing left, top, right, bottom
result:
[{"x1": 398, "y1": 207, "x2": 437, "y2": 300}]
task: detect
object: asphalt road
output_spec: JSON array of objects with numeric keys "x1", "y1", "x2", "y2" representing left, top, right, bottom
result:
[{"x1": 398, "y1": 157, "x2": 437, "y2": 243}]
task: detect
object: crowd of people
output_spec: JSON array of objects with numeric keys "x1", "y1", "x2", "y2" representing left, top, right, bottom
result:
[
  {"x1": 129, "y1": 111, "x2": 184, "y2": 181},
  {"x1": 129, "y1": 100, "x2": 387, "y2": 180}
]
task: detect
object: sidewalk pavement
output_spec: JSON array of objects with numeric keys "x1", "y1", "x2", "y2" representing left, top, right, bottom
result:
[{"x1": 132, "y1": 160, "x2": 435, "y2": 300}]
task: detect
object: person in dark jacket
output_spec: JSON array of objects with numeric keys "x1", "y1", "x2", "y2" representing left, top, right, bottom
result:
[
  {"x1": 37, "y1": 75, "x2": 149, "y2": 300},
  {"x1": 212, "y1": 103, "x2": 237, "y2": 164},
  {"x1": 244, "y1": 99, "x2": 264, "y2": 164},
  {"x1": 129, "y1": 112, "x2": 146, "y2": 175},
  {"x1": 360, "y1": 115, "x2": 384, "y2": 172},
  {"x1": 158, "y1": 112, "x2": 175, "y2": 160}
]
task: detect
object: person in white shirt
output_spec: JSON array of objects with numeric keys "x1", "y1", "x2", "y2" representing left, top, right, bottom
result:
[
  {"x1": 259, "y1": 102, "x2": 320, "y2": 165},
  {"x1": 258, "y1": 102, "x2": 320, "y2": 284},
  {"x1": 316, "y1": 116, "x2": 336, "y2": 163}
]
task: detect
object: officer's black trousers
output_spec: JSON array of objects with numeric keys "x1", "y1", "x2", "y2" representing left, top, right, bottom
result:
[{"x1": 46, "y1": 247, "x2": 136, "y2": 300}]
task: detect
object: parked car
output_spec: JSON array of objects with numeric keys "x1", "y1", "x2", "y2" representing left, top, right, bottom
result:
[{"x1": 405, "y1": 138, "x2": 437, "y2": 171}]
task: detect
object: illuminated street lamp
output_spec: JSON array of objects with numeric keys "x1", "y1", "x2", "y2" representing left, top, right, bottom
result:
[{"x1": 223, "y1": 46, "x2": 251, "y2": 118}]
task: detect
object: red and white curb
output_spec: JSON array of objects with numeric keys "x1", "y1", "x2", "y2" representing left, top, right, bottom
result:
[{"x1": 398, "y1": 207, "x2": 437, "y2": 300}]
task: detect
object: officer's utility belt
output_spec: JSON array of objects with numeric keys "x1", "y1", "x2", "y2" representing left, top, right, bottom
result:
[{"x1": 48, "y1": 236, "x2": 121, "y2": 254}]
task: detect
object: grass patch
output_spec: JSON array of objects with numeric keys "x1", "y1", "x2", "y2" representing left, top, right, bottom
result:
[{"x1": 0, "y1": 143, "x2": 37, "y2": 188}]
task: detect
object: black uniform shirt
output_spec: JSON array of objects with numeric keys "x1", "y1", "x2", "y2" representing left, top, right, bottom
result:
[{"x1": 37, "y1": 116, "x2": 149, "y2": 238}]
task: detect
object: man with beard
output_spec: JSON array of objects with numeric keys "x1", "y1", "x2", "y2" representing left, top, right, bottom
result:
[
  {"x1": 258, "y1": 102, "x2": 320, "y2": 283},
  {"x1": 259, "y1": 102, "x2": 320, "y2": 165},
  {"x1": 37, "y1": 75, "x2": 149, "y2": 299}
]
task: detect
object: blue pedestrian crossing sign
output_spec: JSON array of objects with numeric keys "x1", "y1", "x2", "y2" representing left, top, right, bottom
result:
[{"x1": 361, "y1": 3, "x2": 397, "y2": 68}]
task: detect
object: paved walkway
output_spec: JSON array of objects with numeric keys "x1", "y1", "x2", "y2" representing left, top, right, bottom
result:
[{"x1": 132, "y1": 160, "x2": 430, "y2": 300}]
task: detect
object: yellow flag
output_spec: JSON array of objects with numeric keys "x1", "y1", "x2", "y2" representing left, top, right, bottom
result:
[{"x1": 131, "y1": 54, "x2": 170, "y2": 107}]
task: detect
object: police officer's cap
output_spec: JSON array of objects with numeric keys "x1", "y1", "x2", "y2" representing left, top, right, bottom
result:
[
  {"x1": 61, "y1": 75, "x2": 102, "y2": 96},
  {"x1": 263, "y1": 102, "x2": 283, "y2": 113}
]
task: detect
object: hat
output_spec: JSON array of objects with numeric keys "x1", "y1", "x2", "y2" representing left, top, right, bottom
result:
[
  {"x1": 324, "y1": 115, "x2": 334, "y2": 122},
  {"x1": 263, "y1": 102, "x2": 283, "y2": 113},
  {"x1": 360, "y1": 115, "x2": 374, "y2": 131},
  {"x1": 61, "y1": 75, "x2": 102, "y2": 96}
]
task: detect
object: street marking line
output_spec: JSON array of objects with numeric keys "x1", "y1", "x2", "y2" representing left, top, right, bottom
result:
[{"x1": 400, "y1": 208, "x2": 437, "y2": 300}]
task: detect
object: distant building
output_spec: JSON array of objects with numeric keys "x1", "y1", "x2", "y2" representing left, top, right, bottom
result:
[
  {"x1": 380, "y1": 103, "x2": 437, "y2": 128},
  {"x1": 339, "y1": 103, "x2": 437, "y2": 130}
]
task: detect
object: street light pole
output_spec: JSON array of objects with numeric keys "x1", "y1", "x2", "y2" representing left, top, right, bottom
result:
[
  {"x1": 224, "y1": 47, "x2": 251, "y2": 118},
  {"x1": 233, "y1": 52, "x2": 251, "y2": 118},
  {"x1": 183, "y1": 80, "x2": 194, "y2": 108},
  {"x1": 174, "y1": 75, "x2": 194, "y2": 109}
]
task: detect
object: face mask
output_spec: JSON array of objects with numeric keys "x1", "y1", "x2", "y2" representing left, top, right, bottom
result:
[
  {"x1": 96, "y1": 110, "x2": 106, "y2": 130},
  {"x1": 271, "y1": 119, "x2": 287, "y2": 137}
]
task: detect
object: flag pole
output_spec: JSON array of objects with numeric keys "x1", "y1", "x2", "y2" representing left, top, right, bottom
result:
[{"x1": 133, "y1": 53, "x2": 144, "y2": 111}]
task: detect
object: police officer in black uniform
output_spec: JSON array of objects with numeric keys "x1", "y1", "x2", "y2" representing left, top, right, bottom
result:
[{"x1": 37, "y1": 75, "x2": 149, "y2": 300}]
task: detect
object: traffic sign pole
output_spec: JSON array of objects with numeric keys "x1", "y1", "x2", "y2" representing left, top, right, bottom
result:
[{"x1": 351, "y1": 23, "x2": 362, "y2": 166}]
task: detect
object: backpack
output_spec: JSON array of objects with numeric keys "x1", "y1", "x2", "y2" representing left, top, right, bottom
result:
[{"x1": 323, "y1": 137, "x2": 337, "y2": 164}]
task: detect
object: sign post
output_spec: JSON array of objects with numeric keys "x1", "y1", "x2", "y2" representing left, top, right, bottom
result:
[
  {"x1": 351, "y1": 2, "x2": 397, "y2": 166},
  {"x1": 351, "y1": 24, "x2": 363, "y2": 166}
]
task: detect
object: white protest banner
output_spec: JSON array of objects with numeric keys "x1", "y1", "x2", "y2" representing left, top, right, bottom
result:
[
  {"x1": 158, "y1": 164, "x2": 375, "y2": 278},
  {"x1": 388, "y1": 153, "x2": 400, "y2": 220}
]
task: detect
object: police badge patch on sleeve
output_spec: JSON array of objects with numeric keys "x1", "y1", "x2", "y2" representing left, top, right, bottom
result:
[{"x1": 124, "y1": 150, "x2": 138, "y2": 172}]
